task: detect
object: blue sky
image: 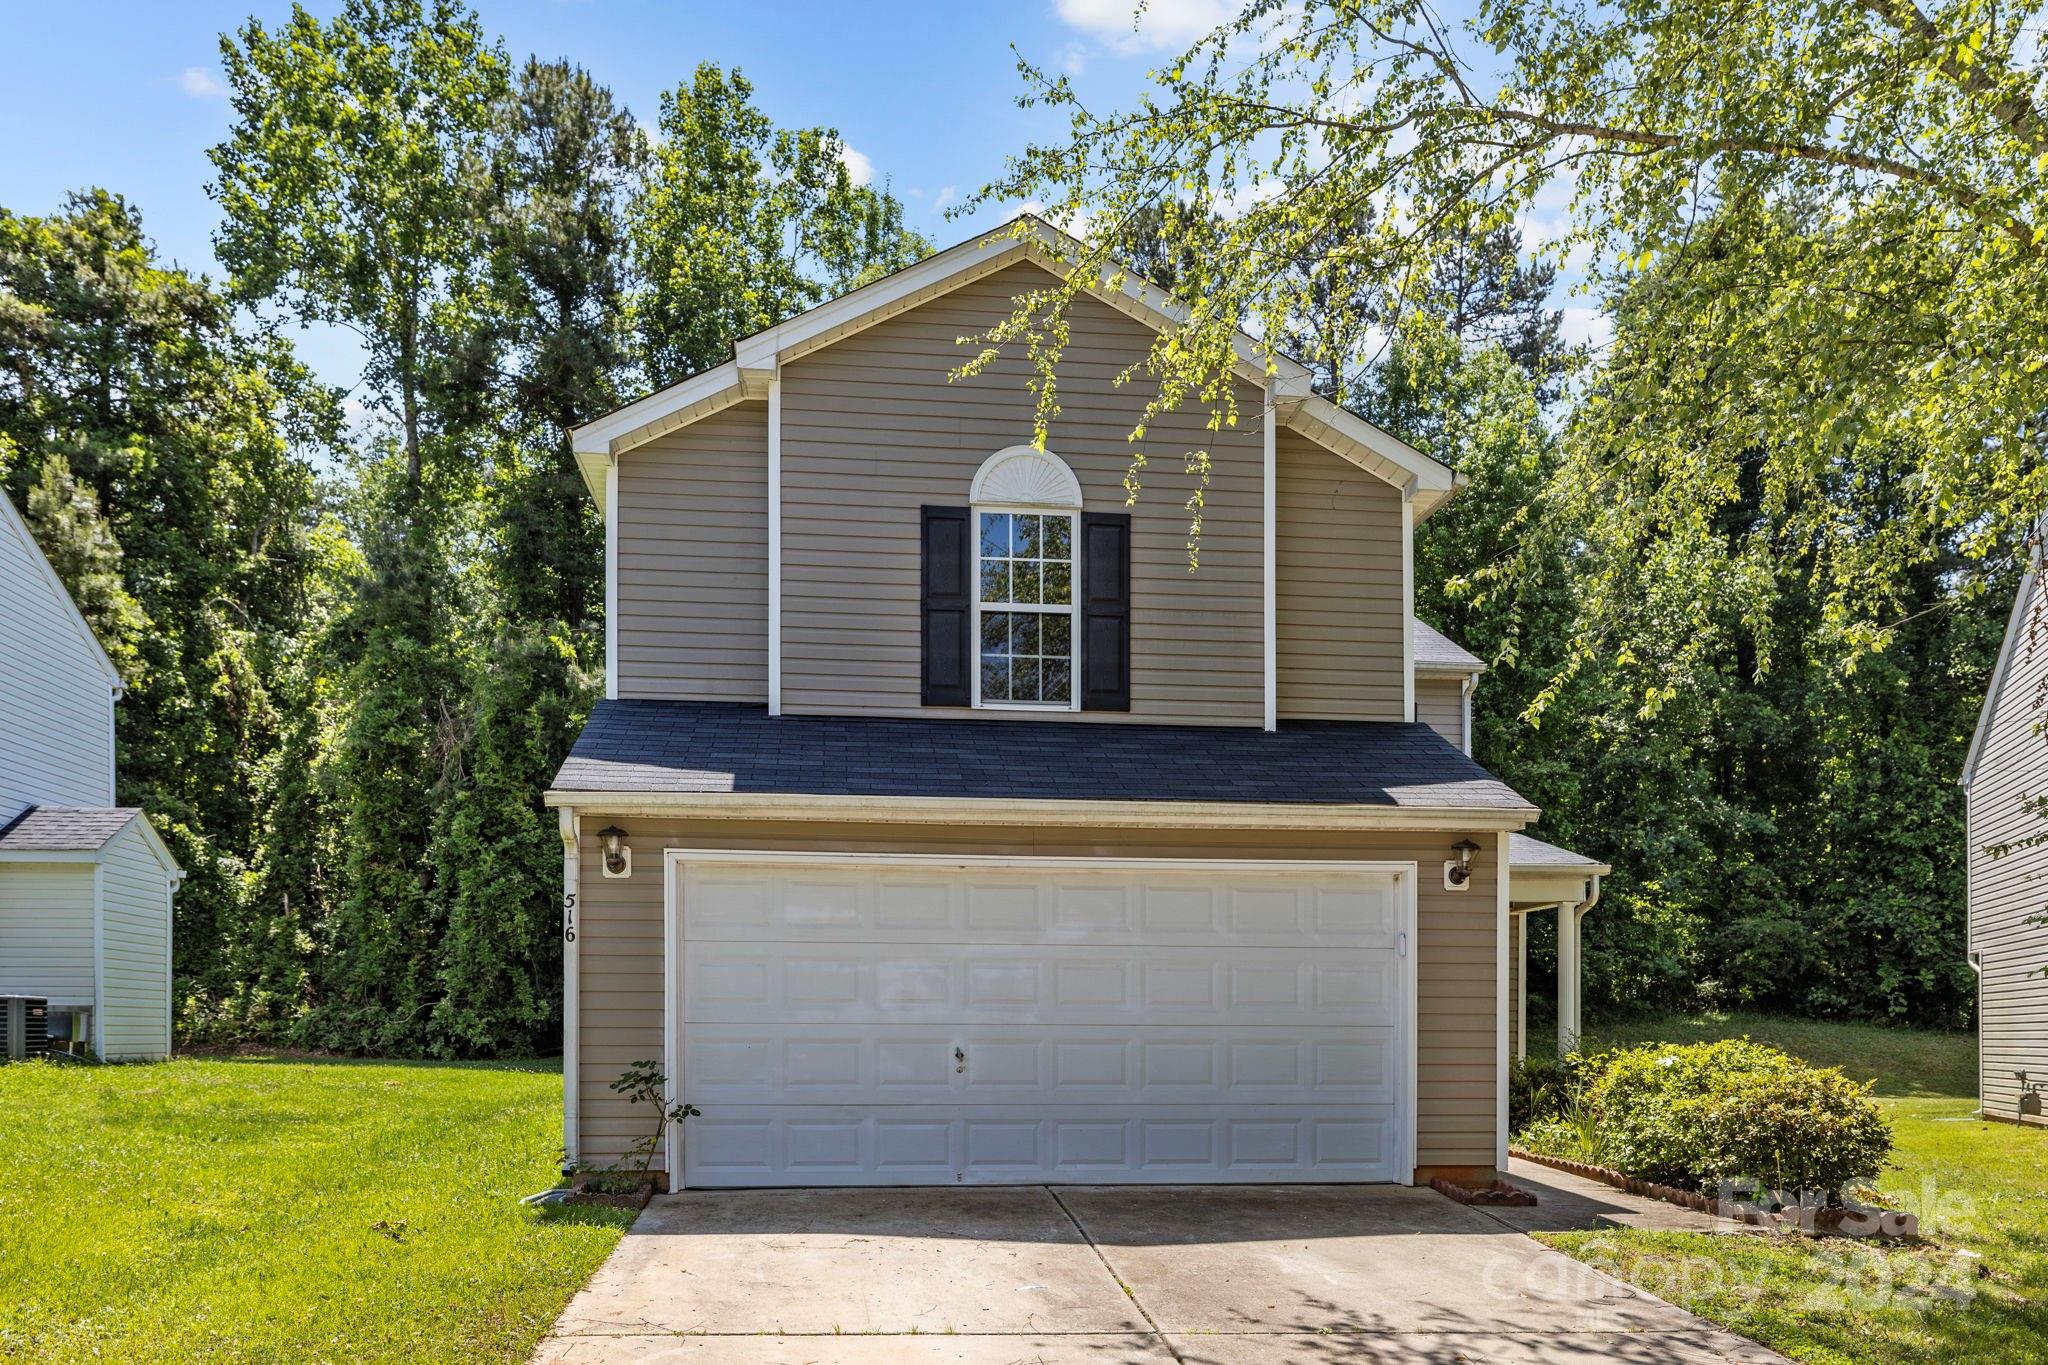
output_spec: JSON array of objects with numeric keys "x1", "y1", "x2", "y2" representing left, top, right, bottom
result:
[{"x1": 0, "y1": 0, "x2": 1235, "y2": 393}]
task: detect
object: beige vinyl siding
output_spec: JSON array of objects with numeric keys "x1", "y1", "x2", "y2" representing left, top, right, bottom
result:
[
  {"x1": 1275, "y1": 428, "x2": 1406, "y2": 721},
  {"x1": 0, "y1": 505, "x2": 115, "y2": 821},
  {"x1": 570, "y1": 818, "x2": 1504, "y2": 1175},
  {"x1": 1967, "y1": 574, "x2": 2048, "y2": 1126},
  {"x1": 615, "y1": 403, "x2": 770, "y2": 702},
  {"x1": 778, "y1": 261, "x2": 1266, "y2": 725},
  {"x1": 0, "y1": 862, "x2": 96, "y2": 1006},
  {"x1": 97, "y1": 822, "x2": 172, "y2": 1060},
  {"x1": 1417, "y1": 675, "x2": 1468, "y2": 751}
]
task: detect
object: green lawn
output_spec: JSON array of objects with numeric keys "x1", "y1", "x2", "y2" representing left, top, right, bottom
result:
[
  {"x1": 1534, "y1": 1012, "x2": 2048, "y2": 1364},
  {"x1": 0, "y1": 1056, "x2": 634, "y2": 1364}
]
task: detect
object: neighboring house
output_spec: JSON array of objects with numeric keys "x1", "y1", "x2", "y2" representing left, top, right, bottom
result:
[
  {"x1": 1962, "y1": 536, "x2": 2048, "y2": 1127},
  {"x1": 546, "y1": 217, "x2": 1607, "y2": 1188},
  {"x1": 0, "y1": 489, "x2": 181, "y2": 1060}
]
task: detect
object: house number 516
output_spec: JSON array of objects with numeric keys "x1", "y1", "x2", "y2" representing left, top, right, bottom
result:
[{"x1": 563, "y1": 891, "x2": 578, "y2": 943}]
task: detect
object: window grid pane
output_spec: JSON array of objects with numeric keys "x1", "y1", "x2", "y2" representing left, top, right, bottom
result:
[{"x1": 976, "y1": 511, "x2": 1075, "y2": 705}]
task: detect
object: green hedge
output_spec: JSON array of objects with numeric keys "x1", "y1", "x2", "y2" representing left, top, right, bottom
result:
[{"x1": 1521, "y1": 1039, "x2": 1893, "y2": 1197}]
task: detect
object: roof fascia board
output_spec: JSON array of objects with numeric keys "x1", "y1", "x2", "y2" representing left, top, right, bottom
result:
[
  {"x1": 574, "y1": 449, "x2": 610, "y2": 512},
  {"x1": 573, "y1": 360, "x2": 743, "y2": 453},
  {"x1": 572, "y1": 216, "x2": 1336, "y2": 468},
  {"x1": 126, "y1": 811, "x2": 183, "y2": 877},
  {"x1": 1962, "y1": 552, "x2": 2040, "y2": 787},
  {"x1": 1415, "y1": 661, "x2": 1485, "y2": 676},
  {"x1": 539, "y1": 788, "x2": 1536, "y2": 831},
  {"x1": 0, "y1": 488, "x2": 124, "y2": 692},
  {"x1": 1282, "y1": 396, "x2": 1460, "y2": 522}
]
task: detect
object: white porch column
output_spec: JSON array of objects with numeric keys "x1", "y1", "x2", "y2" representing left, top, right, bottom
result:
[
  {"x1": 1515, "y1": 910, "x2": 1528, "y2": 1062},
  {"x1": 1556, "y1": 899, "x2": 1583, "y2": 1055}
]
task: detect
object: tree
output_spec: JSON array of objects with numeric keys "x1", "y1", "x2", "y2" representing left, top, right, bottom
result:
[
  {"x1": 0, "y1": 189, "x2": 328, "y2": 1008},
  {"x1": 428, "y1": 624, "x2": 595, "y2": 1056},
  {"x1": 211, "y1": 0, "x2": 510, "y2": 486},
  {"x1": 14, "y1": 447, "x2": 145, "y2": 674},
  {"x1": 629, "y1": 63, "x2": 931, "y2": 384},
  {"x1": 968, "y1": 0, "x2": 2047, "y2": 654},
  {"x1": 297, "y1": 467, "x2": 471, "y2": 1052},
  {"x1": 461, "y1": 58, "x2": 645, "y2": 633}
]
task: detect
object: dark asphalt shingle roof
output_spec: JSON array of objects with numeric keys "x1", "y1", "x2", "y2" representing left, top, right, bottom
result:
[
  {"x1": 551, "y1": 701, "x2": 1532, "y2": 810},
  {"x1": 0, "y1": 806, "x2": 140, "y2": 852},
  {"x1": 1414, "y1": 620, "x2": 1484, "y2": 672}
]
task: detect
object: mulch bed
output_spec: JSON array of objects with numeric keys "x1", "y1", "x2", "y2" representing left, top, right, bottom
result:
[
  {"x1": 1430, "y1": 1174, "x2": 1539, "y2": 1206},
  {"x1": 561, "y1": 1174, "x2": 659, "y2": 1211},
  {"x1": 1510, "y1": 1146, "x2": 1918, "y2": 1238}
]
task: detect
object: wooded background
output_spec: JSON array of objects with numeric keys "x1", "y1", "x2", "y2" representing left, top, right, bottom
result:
[{"x1": 1, "y1": 0, "x2": 2025, "y2": 1055}]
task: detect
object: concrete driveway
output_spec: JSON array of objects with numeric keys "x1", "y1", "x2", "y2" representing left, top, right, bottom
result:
[{"x1": 534, "y1": 1184, "x2": 1785, "y2": 1364}]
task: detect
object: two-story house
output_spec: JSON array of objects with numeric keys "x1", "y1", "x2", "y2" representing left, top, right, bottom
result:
[
  {"x1": 0, "y1": 488, "x2": 181, "y2": 1060},
  {"x1": 545, "y1": 218, "x2": 1604, "y2": 1189}
]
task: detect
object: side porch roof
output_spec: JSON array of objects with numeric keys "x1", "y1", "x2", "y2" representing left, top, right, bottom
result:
[{"x1": 0, "y1": 806, "x2": 182, "y2": 876}]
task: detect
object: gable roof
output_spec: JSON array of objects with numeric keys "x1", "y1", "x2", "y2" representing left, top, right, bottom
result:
[
  {"x1": 0, "y1": 486, "x2": 123, "y2": 695},
  {"x1": 0, "y1": 805, "x2": 141, "y2": 852},
  {"x1": 570, "y1": 215, "x2": 1460, "y2": 522},
  {"x1": 1414, "y1": 620, "x2": 1484, "y2": 674},
  {"x1": 0, "y1": 804, "x2": 180, "y2": 876},
  {"x1": 1962, "y1": 530, "x2": 2044, "y2": 788}
]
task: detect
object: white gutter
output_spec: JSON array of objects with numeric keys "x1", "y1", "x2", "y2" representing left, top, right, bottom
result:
[{"x1": 538, "y1": 789, "x2": 1537, "y2": 832}]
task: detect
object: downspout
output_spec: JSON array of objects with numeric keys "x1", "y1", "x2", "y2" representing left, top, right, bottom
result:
[
  {"x1": 1460, "y1": 673, "x2": 1475, "y2": 756},
  {"x1": 1568, "y1": 875, "x2": 1602, "y2": 1053},
  {"x1": 559, "y1": 806, "x2": 581, "y2": 1172}
]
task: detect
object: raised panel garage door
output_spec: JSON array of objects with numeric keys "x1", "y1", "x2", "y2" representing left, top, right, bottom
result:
[{"x1": 669, "y1": 857, "x2": 1412, "y2": 1187}]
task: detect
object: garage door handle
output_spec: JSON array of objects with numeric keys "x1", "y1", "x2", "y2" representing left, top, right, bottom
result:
[
  {"x1": 1397, "y1": 932, "x2": 1408, "y2": 958},
  {"x1": 955, "y1": 1046, "x2": 966, "y2": 1075}
]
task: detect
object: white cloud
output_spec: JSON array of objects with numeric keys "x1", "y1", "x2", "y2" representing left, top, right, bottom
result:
[
  {"x1": 178, "y1": 66, "x2": 228, "y2": 100},
  {"x1": 933, "y1": 185, "x2": 958, "y2": 211},
  {"x1": 1559, "y1": 306, "x2": 1614, "y2": 352},
  {"x1": 838, "y1": 143, "x2": 874, "y2": 187},
  {"x1": 1053, "y1": 0, "x2": 1236, "y2": 54}
]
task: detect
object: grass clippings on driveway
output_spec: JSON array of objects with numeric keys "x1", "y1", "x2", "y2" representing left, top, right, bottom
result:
[{"x1": 0, "y1": 1056, "x2": 634, "y2": 1364}]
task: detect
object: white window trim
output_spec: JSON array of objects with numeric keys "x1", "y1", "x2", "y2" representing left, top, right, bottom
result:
[{"x1": 970, "y1": 505, "x2": 1081, "y2": 712}]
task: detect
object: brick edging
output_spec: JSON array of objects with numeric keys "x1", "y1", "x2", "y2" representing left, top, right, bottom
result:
[
  {"x1": 1428, "y1": 1173, "x2": 1539, "y2": 1207},
  {"x1": 1508, "y1": 1146, "x2": 1918, "y2": 1237}
]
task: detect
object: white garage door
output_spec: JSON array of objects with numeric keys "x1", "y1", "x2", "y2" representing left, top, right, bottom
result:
[{"x1": 667, "y1": 856, "x2": 1413, "y2": 1187}]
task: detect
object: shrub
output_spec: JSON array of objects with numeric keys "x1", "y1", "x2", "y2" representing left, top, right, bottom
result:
[
  {"x1": 1510, "y1": 1055, "x2": 1567, "y2": 1132},
  {"x1": 1692, "y1": 1066, "x2": 1894, "y2": 1197},
  {"x1": 1579, "y1": 1038, "x2": 1892, "y2": 1198}
]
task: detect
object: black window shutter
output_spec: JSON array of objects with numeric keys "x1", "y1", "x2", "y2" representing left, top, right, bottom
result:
[
  {"x1": 921, "y1": 506, "x2": 972, "y2": 706},
  {"x1": 1080, "y1": 511, "x2": 1132, "y2": 711}
]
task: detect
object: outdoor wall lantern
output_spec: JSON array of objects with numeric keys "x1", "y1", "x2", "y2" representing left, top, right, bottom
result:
[
  {"x1": 597, "y1": 824, "x2": 632, "y2": 879},
  {"x1": 1445, "y1": 838, "x2": 1482, "y2": 888}
]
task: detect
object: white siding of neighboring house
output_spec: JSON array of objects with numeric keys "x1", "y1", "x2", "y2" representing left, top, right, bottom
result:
[
  {"x1": 1967, "y1": 571, "x2": 2048, "y2": 1126},
  {"x1": 0, "y1": 862, "x2": 97, "y2": 1008},
  {"x1": 0, "y1": 498, "x2": 116, "y2": 823},
  {"x1": 97, "y1": 821, "x2": 172, "y2": 1059}
]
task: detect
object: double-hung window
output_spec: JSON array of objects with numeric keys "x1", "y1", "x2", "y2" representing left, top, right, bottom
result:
[{"x1": 975, "y1": 510, "x2": 1077, "y2": 708}]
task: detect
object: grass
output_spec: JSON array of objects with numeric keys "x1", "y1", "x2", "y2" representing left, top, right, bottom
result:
[
  {"x1": 0, "y1": 1055, "x2": 636, "y2": 1364},
  {"x1": 1530, "y1": 1011, "x2": 2048, "y2": 1364}
]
